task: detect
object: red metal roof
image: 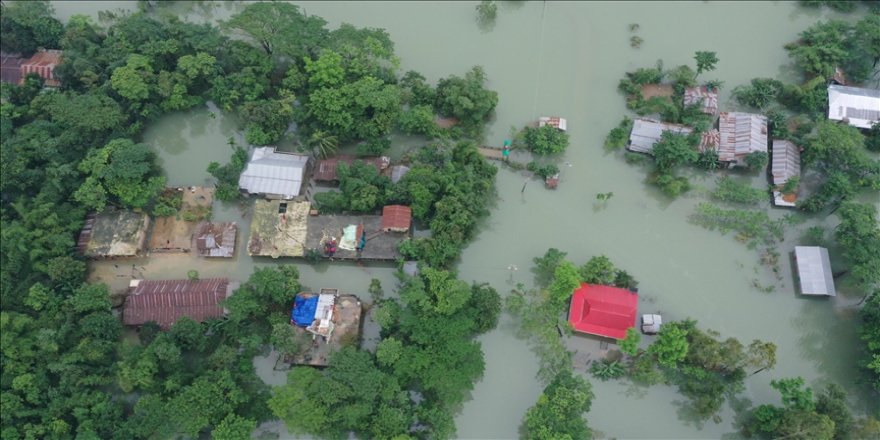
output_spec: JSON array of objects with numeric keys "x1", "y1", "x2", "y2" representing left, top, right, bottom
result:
[
  {"x1": 123, "y1": 278, "x2": 230, "y2": 329},
  {"x1": 0, "y1": 52, "x2": 23, "y2": 84},
  {"x1": 314, "y1": 156, "x2": 387, "y2": 182},
  {"x1": 568, "y1": 283, "x2": 637, "y2": 340},
  {"x1": 381, "y1": 205, "x2": 411, "y2": 231},
  {"x1": 20, "y1": 50, "x2": 62, "y2": 87}
]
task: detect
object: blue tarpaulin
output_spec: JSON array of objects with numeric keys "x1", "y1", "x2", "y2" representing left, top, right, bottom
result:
[{"x1": 291, "y1": 295, "x2": 318, "y2": 327}]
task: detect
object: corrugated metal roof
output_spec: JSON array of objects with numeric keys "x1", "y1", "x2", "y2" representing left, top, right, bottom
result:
[
  {"x1": 193, "y1": 222, "x2": 237, "y2": 258},
  {"x1": 794, "y1": 246, "x2": 836, "y2": 296},
  {"x1": 827, "y1": 84, "x2": 880, "y2": 129},
  {"x1": 123, "y1": 278, "x2": 231, "y2": 328},
  {"x1": 20, "y1": 49, "x2": 62, "y2": 87},
  {"x1": 538, "y1": 116, "x2": 567, "y2": 131},
  {"x1": 627, "y1": 118, "x2": 693, "y2": 155},
  {"x1": 568, "y1": 283, "x2": 638, "y2": 340},
  {"x1": 771, "y1": 139, "x2": 800, "y2": 186},
  {"x1": 0, "y1": 51, "x2": 23, "y2": 84},
  {"x1": 238, "y1": 147, "x2": 308, "y2": 199},
  {"x1": 718, "y1": 112, "x2": 768, "y2": 164},
  {"x1": 684, "y1": 86, "x2": 719, "y2": 115},
  {"x1": 381, "y1": 205, "x2": 412, "y2": 232}
]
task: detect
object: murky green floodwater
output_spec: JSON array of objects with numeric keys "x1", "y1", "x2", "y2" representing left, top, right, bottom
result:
[{"x1": 56, "y1": 1, "x2": 877, "y2": 438}]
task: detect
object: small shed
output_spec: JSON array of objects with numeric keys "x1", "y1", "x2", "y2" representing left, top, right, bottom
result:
[
  {"x1": 568, "y1": 283, "x2": 638, "y2": 340},
  {"x1": 827, "y1": 84, "x2": 880, "y2": 129},
  {"x1": 0, "y1": 52, "x2": 23, "y2": 84},
  {"x1": 381, "y1": 205, "x2": 412, "y2": 233},
  {"x1": 20, "y1": 49, "x2": 62, "y2": 87},
  {"x1": 717, "y1": 112, "x2": 768, "y2": 166},
  {"x1": 794, "y1": 246, "x2": 836, "y2": 296},
  {"x1": 771, "y1": 139, "x2": 801, "y2": 208},
  {"x1": 684, "y1": 86, "x2": 719, "y2": 115},
  {"x1": 314, "y1": 156, "x2": 390, "y2": 182},
  {"x1": 627, "y1": 118, "x2": 693, "y2": 155},
  {"x1": 123, "y1": 278, "x2": 234, "y2": 329},
  {"x1": 545, "y1": 173, "x2": 559, "y2": 189},
  {"x1": 641, "y1": 314, "x2": 662, "y2": 334},
  {"x1": 538, "y1": 116, "x2": 567, "y2": 131},
  {"x1": 391, "y1": 165, "x2": 411, "y2": 183},
  {"x1": 193, "y1": 222, "x2": 237, "y2": 258},
  {"x1": 238, "y1": 147, "x2": 309, "y2": 200}
]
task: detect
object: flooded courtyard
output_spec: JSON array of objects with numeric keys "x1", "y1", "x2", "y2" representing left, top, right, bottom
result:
[{"x1": 63, "y1": 1, "x2": 877, "y2": 438}]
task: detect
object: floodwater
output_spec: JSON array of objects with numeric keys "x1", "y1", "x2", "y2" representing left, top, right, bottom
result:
[{"x1": 57, "y1": 1, "x2": 878, "y2": 438}]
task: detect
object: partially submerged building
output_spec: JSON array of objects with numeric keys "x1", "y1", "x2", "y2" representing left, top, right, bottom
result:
[
  {"x1": 641, "y1": 314, "x2": 662, "y2": 335},
  {"x1": 626, "y1": 118, "x2": 693, "y2": 155},
  {"x1": 287, "y1": 290, "x2": 363, "y2": 367},
  {"x1": 314, "y1": 156, "x2": 390, "y2": 183},
  {"x1": 193, "y1": 222, "x2": 237, "y2": 258},
  {"x1": 123, "y1": 278, "x2": 236, "y2": 329},
  {"x1": 568, "y1": 283, "x2": 638, "y2": 340},
  {"x1": 538, "y1": 116, "x2": 568, "y2": 131},
  {"x1": 77, "y1": 210, "x2": 150, "y2": 258},
  {"x1": 771, "y1": 139, "x2": 801, "y2": 208},
  {"x1": 827, "y1": 84, "x2": 880, "y2": 130},
  {"x1": 717, "y1": 112, "x2": 768, "y2": 166},
  {"x1": 793, "y1": 246, "x2": 836, "y2": 297},
  {"x1": 684, "y1": 86, "x2": 719, "y2": 115},
  {"x1": 239, "y1": 147, "x2": 310, "y2": 200},
  {"x1": 248, "y1": 199, "x2": 310, "y2": 258}
]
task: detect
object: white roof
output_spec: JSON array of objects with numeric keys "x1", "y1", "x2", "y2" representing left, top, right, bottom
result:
[
  {"x1": 539, "y1": 116, "x2": 567, "y2": 131},
  {"x1": 627, "y1": 118, "x2": 693, "y2": 155},
  {"x1": 641, "y1": 314, "x2": 662, "y2": 333},
  {"x1": 794, "y1": 246, "x2": 836, "y2": 296},
  {"x1": 827, "y1": 85, "x2": 880, "y2": 129},
  {"x1": 238, "y1": 147, "x2": 308, "y2": 199}
]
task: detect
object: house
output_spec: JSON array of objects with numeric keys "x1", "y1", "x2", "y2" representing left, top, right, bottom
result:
[
  {"x1": 794, "y1": 246, "x2": 836, "y2": 296},
  {"x1": 717, "y1": 112, "x2": 768, "y2": 166},
  {"x1": 684, "y1": 86, "x2": 719, "y2": 115},
  {"x1": 381, "y1": 205, "x2": 412, "y2": 233},
  {"x1": 248, "y1": 199, "x2": 310, "y2": 257},
  {"x1": 238, "y1": 147, "x2": 310, "y2": 200},
  {"x1": 538, "y1": 116, "x2": 567, "y2": 131},
  {"x1": 123, "y1": 278, "x2": 236, "y2": 329},
  {"x1": 827, "y1": 84, "x2": 880, "y2": 130},
  {"x1": 77, "y1": 210, "x2": 150, "y2": 258},
  {"x1": 626, "y1": 118, "x2": 693, "y2": 155},
  {"x1": 771, "y1": 139, "x2": 801, "y2": 207},
  {"x1": 314, "y1": 156, "x2": 390, "y2": 182},
  {"x1": 287, "y1": 290, "x2": 363, "y2": 367},
  {"x1": 641, "y1": 314, "x2": 662, "y2": 334},
  {"x1": 0, "y1": 52, "x2": 23, "y2": 84},
  {"x1": 193, "y1": 222, "x2": 237, "y2": 258},
  {"x1": 568, "y1": 283, "x2": 638, "y2": 340},
  {"x1": 20, "y1": 49, "x2": 63, "y2": 87}
]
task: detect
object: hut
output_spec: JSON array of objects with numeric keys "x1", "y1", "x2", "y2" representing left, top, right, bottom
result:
[
  {"x1": 314, "y1": 156, "x2": 390, "y2": 183},
  {"x1": 19, "y1": 50, "x2": 63, "y2": 87},
  {"x1": 717, "y1": 112, "x2": 768, "y2": 166},
  {"x1": 193, "y1": 222, "x2": 237, "y2": 258},
  {"x1": 538, "y1": 116, "x2": 568, "y2": 131},
  {"x1": 390, "y1": 165, "x2": 411, "y2": 183},
  {"x1": 381, "y1": 205, "x2": 412, "y2": 233},
  {"x1": 238, "y1": 147, "x2": 309, "y2": 200},
  {"x1": 771, "y1": 139, "x2": 801, "y2": 208},
  {"x1": 827, "y1": 84, "x2": 880, "y2": 129},
  {"x1": 287, "y1": 291, "x2": 363, "y2": 367},
  {"x1": 0, "y1": 52, "x2": 23, "y2": 84},
  {"x1": 684, "y1": 86, "x2": 719, "y2": 115},
  {"x1": 77, "y1": 210, "x2": 150, "y2": 259},
  {"x1": 568, "y1": 283, "x2": 638, "y2": 340},
  {"x1": 626, "y1": 118, "x2": 693, "y2": 155},
  {"x1": 123, "y1": 278, "x2": 236, "y2": 329},
  {"x1": 794, "y1": 246, "x2": 836, "y2": 296},
  {"x1": 545, "y1": 173, "x2": 560, "y2": 189},
  {"x1": 248, "y1": 199, "x2": 310, "y2": 257},
  {"x1": 641, "y1": 314, "x2": 662, "y2": 335}
]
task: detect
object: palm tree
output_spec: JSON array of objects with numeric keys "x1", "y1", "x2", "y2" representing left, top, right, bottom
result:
[{"x1": 309, "y1": 130, "x2": 338, "y2": 159}]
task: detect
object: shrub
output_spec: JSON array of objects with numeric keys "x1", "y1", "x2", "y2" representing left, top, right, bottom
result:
[
  {"x1": 524, "y1": 125, "x2": 569, "y2": 155},
  {"x1": 732, "y1": 78, "x2": 783, "y2": 109},
  {"x1": 745, "y1": 151, "x2": 769, "y2": 171},
  {"x1": 526, "y1": 162, "x2": 560, "y2": 179},
  {"x1": 313, "y1": 192, "x2": 347, "y2": 213},
  {"x1": 356, "y1": 137, "x2": 391, "y2": 156},
  {"x1": 604, "y1": 117, "x2": 633, "y2": 151},
  {"x1": 711, "y1": 176, "x2": 765, "y2": 205}
]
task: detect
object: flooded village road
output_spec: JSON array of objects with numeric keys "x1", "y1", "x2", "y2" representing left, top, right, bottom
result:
[{"x1": 55, "y1": 1, "x2": 876, "y2": 438}]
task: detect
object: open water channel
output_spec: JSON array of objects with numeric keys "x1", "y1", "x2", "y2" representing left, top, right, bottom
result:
[{"x1": 53, "y1": 1, "x2": 877, "y2": 438}]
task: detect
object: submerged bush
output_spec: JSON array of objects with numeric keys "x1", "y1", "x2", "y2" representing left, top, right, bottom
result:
[
  {"x1": 710, "y1": 176, "x2": 765, "y2": 205},
  {"x1": 524, "y1": 125, "x2": 570, "y2": 155}
]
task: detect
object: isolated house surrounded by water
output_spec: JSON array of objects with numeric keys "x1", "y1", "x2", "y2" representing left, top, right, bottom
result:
[
  {"x1": 827, "y1": 84, "x2": 880, "y2": 130},
  {"x1": 123, "y1": 278, "x2": 236, "y2": 329},
  {"x1": 793, "y1": 246, "x2": 836, "y2": 297},
  {"x1": 77, "y1": 210, "x2": 150, "y2": 258},
  {"x1": 771, "y1": 139, "x2": 801, "y2": 208},
  {"x1": 684, "y1": 86, "x2": 719, "y2": 116},
  {"x1": 717, "y1": 112, "x2": 768, "y2": 166},
  {"x1": 626, "y1": 118, "x2": 693, "y2": 155},
  {"x1": 239, "y1": 147, "x2": 309, "y2": 200},
  {"x1": 287, "y1": 290, "x2": 363, "y2": 367},
  {"x1": 568, "y1": 283, "x2": 638, "y2": 340},
  {"x1": 538, "y1": 116, "x2": 568, "y2": 131}
]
